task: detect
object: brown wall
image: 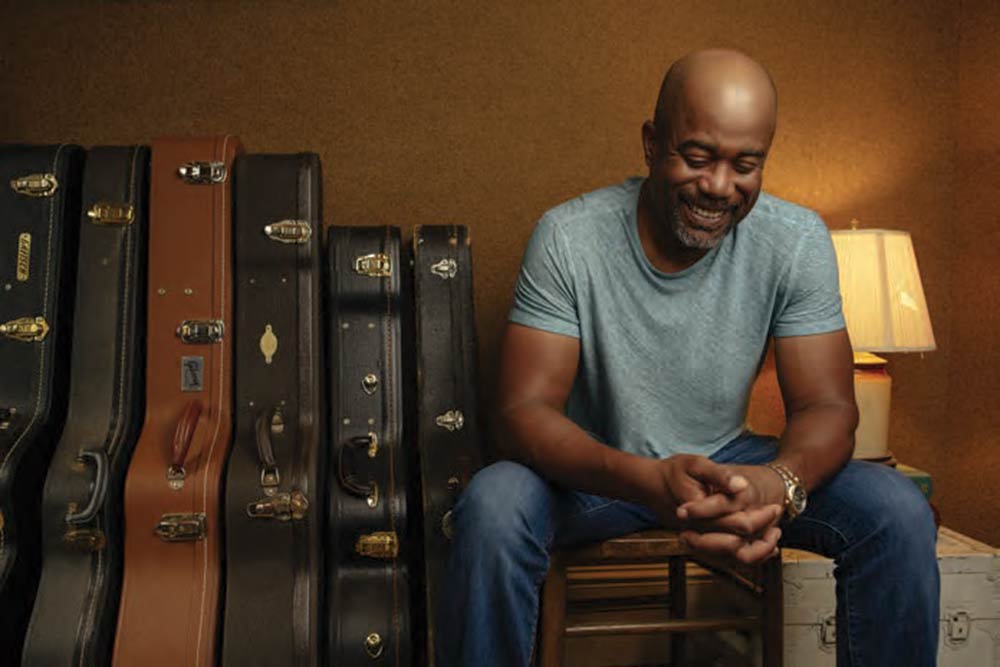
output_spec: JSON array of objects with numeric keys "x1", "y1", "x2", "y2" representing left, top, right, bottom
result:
[{"x1": 2, "y1": 1, "x2": 995, "y2": 544}]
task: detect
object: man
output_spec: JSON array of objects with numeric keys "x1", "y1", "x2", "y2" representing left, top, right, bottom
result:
[{"x1": 437, "y1": 49, "x2": 939, "y2": 667}]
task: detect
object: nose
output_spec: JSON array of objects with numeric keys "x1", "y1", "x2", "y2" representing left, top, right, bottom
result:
[{"x1": 699, "y1": 163, "x2": 735, "y2": 200}]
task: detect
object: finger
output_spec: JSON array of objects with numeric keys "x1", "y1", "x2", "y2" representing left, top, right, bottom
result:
[
  {"x1": 677, "y1": 492, "x2": 747, "y2": 521},
  {"x1": 687, "y1": 458, "x2": 748, "y2": 495},
  {"x1": 732, "y1": 526, "x2": 782, "y2": 564},
  {"x1": 698, "y1": 504, "x2": 783, "y2": 536},
  {"x1": 680, "y1": 525, "x2": 782, "y2": 563}
]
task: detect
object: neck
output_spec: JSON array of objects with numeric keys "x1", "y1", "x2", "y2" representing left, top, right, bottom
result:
[{"x1": 637, "y1": 181, "x2": 708, "y2": 273}]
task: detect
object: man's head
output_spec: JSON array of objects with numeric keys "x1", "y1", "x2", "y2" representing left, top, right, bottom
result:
[{"x1": 641, "y1": 49, "x2": 777, "y2": 256}]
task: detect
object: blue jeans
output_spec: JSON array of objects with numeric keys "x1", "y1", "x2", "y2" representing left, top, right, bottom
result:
[{"x1": 435, "y1": 433, "x2": 940, "y2": 667}]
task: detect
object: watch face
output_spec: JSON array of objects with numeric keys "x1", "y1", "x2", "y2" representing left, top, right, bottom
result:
[{"x1": 791, "y1": 485, "x2": 807, "y2": 513}]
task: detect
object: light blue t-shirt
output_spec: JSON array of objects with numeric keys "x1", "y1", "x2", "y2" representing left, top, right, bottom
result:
[{"x1": 509, "y1": 177, "x2": 845, "y2": 459}]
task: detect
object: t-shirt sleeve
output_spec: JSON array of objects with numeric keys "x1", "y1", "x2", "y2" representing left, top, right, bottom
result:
[
  {"x1": 508, "y1": 214, "x2": 581, "y2": 338},
  {"x1": 772, "y1": 214, "x2": 846, "y2": 337}
]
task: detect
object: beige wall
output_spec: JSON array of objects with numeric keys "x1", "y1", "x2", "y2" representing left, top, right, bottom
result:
[{"x1": 2, "y1": 1, "x2": 995, "y2": 543}]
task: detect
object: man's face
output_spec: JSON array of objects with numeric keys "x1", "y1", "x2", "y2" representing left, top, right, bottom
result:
[{"x1": 644, "y1": 94, "x2": 773, "y2": 251}]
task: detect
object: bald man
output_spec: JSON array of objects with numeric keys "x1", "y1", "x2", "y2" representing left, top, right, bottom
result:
[{"x1": 437, "y1": 50, "x2": 938, "y2": 667}]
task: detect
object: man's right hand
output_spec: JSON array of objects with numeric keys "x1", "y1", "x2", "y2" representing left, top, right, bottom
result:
[{"x1": 644, "y1": 455, "x2": 783, "y2": 564}]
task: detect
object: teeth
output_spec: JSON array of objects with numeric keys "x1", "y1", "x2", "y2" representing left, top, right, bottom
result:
[{"x1": 689, "y1": 203, "x2": 725, "y2": 220}]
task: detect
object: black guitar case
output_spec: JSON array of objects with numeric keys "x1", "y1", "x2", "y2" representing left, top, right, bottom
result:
[
  {"x1": 0, "y1": 144, "x2": 85, "y2": 664},
  {"x1": 21, "y1": 145, "x2": 149, "y2": 667},
  {"x1": 326, "y1": 226, "x2": 413, "y2": 667},
  {"x1": 412, "y1": 225, "x2": 485, "y2": 667},
  {"x1": 222, "y1": 153, "x2": 326, "y2": 667}
]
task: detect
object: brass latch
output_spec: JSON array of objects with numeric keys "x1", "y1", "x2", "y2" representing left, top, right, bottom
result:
[
  {"x1": 87, "y1": 201, "x2": 134, "y2": 225},
  {"x1": 246, "y1": 490, "x2": 309, "y2": 521},
  {"x1": 430, "y1": 258, "x2": 458, "y2": 279},
  {"x1": 355, "y1": 531, "x2": 399, "y2": 559},
  {"x1": 1, "y1": 316, "x2": 50, "y2": 342},
  {"x1": 177, "y1": 320, "x2": 225, "y2": 344},
  {"x1": 10, "y1": 173, "x2": 58, "y2": 197},
  {"x1": 178, "y1": 161, "x2": 227, "y2": 184},
  {"x1": 264, "y1": 220, "x2": 312, "y2": 244},
  {"x1": 435, "y1": 409, "x2": 465, "y2": 432},
  {"x1": 63, "y1": 528, "x2": 107, "y2": 551},
  {"x1": 154, "y1": 513, "x2": 206, "y2": 542},
  {"x1": 354, "y1": 253, "x2": 392, "y2": 277}
]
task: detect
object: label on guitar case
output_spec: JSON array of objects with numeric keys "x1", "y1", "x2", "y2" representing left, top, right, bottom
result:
[
  {"x1": 181, "y1": 356, "x2": 204, "y2": 392},
  {"x1": 16, "y1": 233, "x2": 31, "y2": 281}
]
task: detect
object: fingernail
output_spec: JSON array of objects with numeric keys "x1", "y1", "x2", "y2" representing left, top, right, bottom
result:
[
  {"x1": 676, "y1": 507, "x2": 688, "y2": 520},
  {"x1": 730, "y1": 475, "x2": 749, "y2": 491}
]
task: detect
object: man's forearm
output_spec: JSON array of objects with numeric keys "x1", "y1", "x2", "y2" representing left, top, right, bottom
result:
[
  {"x1": 773, "y1": 401, "x2": 858, "y2": 493},
  {"x1": 497, "y1": 401, "x2": 660, "y2": 508}
]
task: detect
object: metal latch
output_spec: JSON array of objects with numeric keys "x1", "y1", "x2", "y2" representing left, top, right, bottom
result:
[
  {"x1": 264, "y1": 220, "x2": 312, "y2": 244},
  {"x1": 355, "y1": 531, "x2": 399, "y2": 559},
  {"x1": 435, "y1": 409, "x2": 465, "y2": 432},
  {"x1": 820, "y1": 614, "x2": 836, "y2": 647},
  {"x1": 178, "y1": 161, "x2": 227, "y2": 184},
  {"x1": 946, "y1": 611, "x2": 970, "y2": 643},
  {"x1": 63, "y1": 528, "x2": 106, "y2": 552},
  {"x1": 154, "y1": 513, "x2": 207, "y2": 542},
  {"x1": 10, "y1": 173, "x2": 58, "y2": 197},
  {"x1": 430, "y1": 258, "x2": 457, "y2": 279},
  {"x1": 177, "y1": 320, "x2": 225, "y2": 344},
  {"x1": 365, "y1": 633, "x2": 384, "y2": 659},
  {"x1": 354, "y1": 253, "x2": 392, "y2": 277},
  {"x1": 87, "y1": 201, "x2": 134, "y2": 225},
  {"x1": 0, "y1": 407, "x2": 15, "y2": 431},
  {"x1": 1, "y1": 316, "x2": 49, "y2": 342},
  {"x1": 362, "y1": 373, "x2": 379, "y2": 395},
  {"x1": 247, "y1": 490, "x2": 309, "y2": 521}
]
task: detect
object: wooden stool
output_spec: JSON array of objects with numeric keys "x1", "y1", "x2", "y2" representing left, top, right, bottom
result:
[{"x1": 538, "y1": 530, "x2": 784, "y2": 666}]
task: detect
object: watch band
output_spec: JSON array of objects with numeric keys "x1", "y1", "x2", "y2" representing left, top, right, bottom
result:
[{"x1": 765, "y1": 462, "x2": 805, "y2": 519}]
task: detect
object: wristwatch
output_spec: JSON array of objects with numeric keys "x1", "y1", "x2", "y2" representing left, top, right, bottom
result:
[{"x1": 766, "y1": 462, "x2": 807, "y2": 520}]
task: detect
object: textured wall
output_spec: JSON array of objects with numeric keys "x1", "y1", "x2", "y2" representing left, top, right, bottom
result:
[{"x1": 1, "y1": 1, "x2": 993, "y2": 543}]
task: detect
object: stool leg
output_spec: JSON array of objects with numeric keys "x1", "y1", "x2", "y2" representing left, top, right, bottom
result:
[
  {"x1": 538, "y1": 553, "x2": 567, "y2": 667},
  {"x1": 762, "y1": 553, "x2": 784, "y2": 667},
  {"x1": 669, "y1": 555, "x2": 687, "y2": 665}
]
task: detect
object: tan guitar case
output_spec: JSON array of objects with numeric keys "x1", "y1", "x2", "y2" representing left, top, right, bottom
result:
[{"x1": 113, "y1": 136, "x2": 242, "y2": 667}]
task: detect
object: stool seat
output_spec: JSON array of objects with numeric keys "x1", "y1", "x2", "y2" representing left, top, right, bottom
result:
[{"x1": 538, "y1": 529, "x2": 783, "y2": 667}]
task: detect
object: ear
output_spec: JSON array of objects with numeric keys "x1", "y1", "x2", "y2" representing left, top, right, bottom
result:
[{"x1": 641, "y1": 120, "x2": 659, "y2": 167}]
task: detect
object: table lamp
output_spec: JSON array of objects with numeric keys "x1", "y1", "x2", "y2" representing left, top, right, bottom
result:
[{"x1": 830, "y1": 221, "x2": 936, "y2": 463}]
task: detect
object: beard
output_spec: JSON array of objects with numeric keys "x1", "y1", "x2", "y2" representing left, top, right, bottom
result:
[{"x1": 668, "y1": 199, "x2": 737, "y2": 250}]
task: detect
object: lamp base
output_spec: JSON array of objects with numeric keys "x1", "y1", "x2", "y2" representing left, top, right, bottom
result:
[{"x1": 852, "y1": 352, "x2": 893, "y2": 462}]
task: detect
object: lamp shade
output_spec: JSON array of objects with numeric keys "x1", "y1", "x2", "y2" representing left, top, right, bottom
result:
[{"x1": 830, "y1": 228, "x2": 936, "y2": 353}]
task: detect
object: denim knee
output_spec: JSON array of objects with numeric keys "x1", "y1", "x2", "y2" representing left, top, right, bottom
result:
[
  {"x1": 857, "y1": 464, "x2": 937, "y2": 558},
  {"x1": 451, "y1": 460, "x2": 553, "y2": 556}
]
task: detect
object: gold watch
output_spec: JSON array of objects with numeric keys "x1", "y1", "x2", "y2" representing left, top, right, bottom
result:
[{"x1": 766, "y1": 462, "x2": 807, "y2": 520}]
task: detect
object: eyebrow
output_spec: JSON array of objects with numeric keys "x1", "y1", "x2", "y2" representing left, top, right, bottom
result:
[{"x1": 677, "y1": 140, "x2": 767, "y2": 159}]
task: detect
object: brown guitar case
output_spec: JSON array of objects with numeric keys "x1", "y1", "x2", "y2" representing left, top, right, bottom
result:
[{"x1": 113, "y1": 136, "x2": 242, "y2": 667}]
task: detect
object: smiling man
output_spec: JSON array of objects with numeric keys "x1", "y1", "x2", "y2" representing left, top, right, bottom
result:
[{"x1": 436, "y1": 49, "x2": 939, "y2": 667}]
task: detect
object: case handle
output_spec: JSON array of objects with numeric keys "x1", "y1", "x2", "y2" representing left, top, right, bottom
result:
[
  {"x1": 337, "y1": 433, "x2": 379, "y2": 508},
  {"x1": 65, "y1": 450, "x2": 109, "y2": 525},
  {"x1": 169, "y1": 400, "x2": 202, "y2": 486},
  {"x1": 255, "y1": 410, "x2": 280, "y2": 488}
]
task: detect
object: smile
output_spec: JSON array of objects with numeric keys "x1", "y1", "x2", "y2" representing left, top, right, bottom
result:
[{"x1": 682, "y1": 200, "x2": 730, "y2": 227}]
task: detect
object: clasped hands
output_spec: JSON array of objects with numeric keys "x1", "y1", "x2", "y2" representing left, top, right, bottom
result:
[{"x1": 651, "y1": 454, "x2": 788, "y2": 565}]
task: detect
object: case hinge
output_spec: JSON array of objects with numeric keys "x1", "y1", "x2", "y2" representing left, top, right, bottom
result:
[
  {"x1": 0, "y1": 316, "x2": 49, "y2": 342},
  {"x1": 154, "y1": 513, "x2": 206, "y2": 542},
  {"x1": 430, "y1": 258, "x2": 458, "y2": 279},
  {"x1": 87, "y1": 201, "x2": 134, "y2": 225},
  {"x1": 820, "y1": 614, "x2": 836, "y2": 647},
  {"x1": 177, "y1": 320, "x2": 225, "y2": 344},
  {"x1": 354, "y1": 253, "x2": 392, "y2": 277},
  {"x1": 264, "y1": 220, "x2": 312, "y2": 244},
  {"x1": 10, "y1": 173, "x2": 58, "y2": 197},
  {"x1": 246, "y1": 490, "x2": 309, "y2": 521},
  {"x1": 945, "y1": 611, "x2": 970, "y2": 643},
  {"x1": 355, "y1": 531, "x2": 399, "y2": 559},
  {"x1": 178, "y1": 161, "x2": 227, "y2": 184},
  {"x1": 435, "y1": 409, "x2": 465, "y2": 432}
]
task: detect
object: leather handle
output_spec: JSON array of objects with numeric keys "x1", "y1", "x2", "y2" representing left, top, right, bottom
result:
[
  {"x1": 172, "y1": 400, "x2": 202, "y2": 469},
  {"x1": 255, "y1": 412, "x2": 276, "y2": 468},
  {"x1": 65, "y1": 450, "x2": 109, "y2": 525},
  {"x1": 337, "y1": 434, "x2": 377, "y2": 499}
]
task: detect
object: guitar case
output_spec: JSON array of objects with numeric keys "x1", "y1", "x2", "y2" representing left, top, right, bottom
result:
[
  {"x1": 0, "y1": 144, "x2": 84, "y2": 664},
  {"x1": 412, "y1": 225, "x2": 486, "y2": 667},
  {"x1": 113, "y1": 136, "x2": 242, "y2": 667},
  {"x1": 22, "y1": 145, "x2": 149, "y2": 667},
  {"x1": 326, "y1": 226, "x2": 414, "y2": 667},
  {"x1": 221, "y1": 153, "x2": 325, "y2": 667}
]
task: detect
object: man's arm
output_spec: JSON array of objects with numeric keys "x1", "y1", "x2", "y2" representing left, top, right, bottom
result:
[
  {"x1": 497, "y1": 322, "x2": 776, "y2": 538},
  {"x1": 679, "y1": 329, "x2": 858, "y2": 548}
]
